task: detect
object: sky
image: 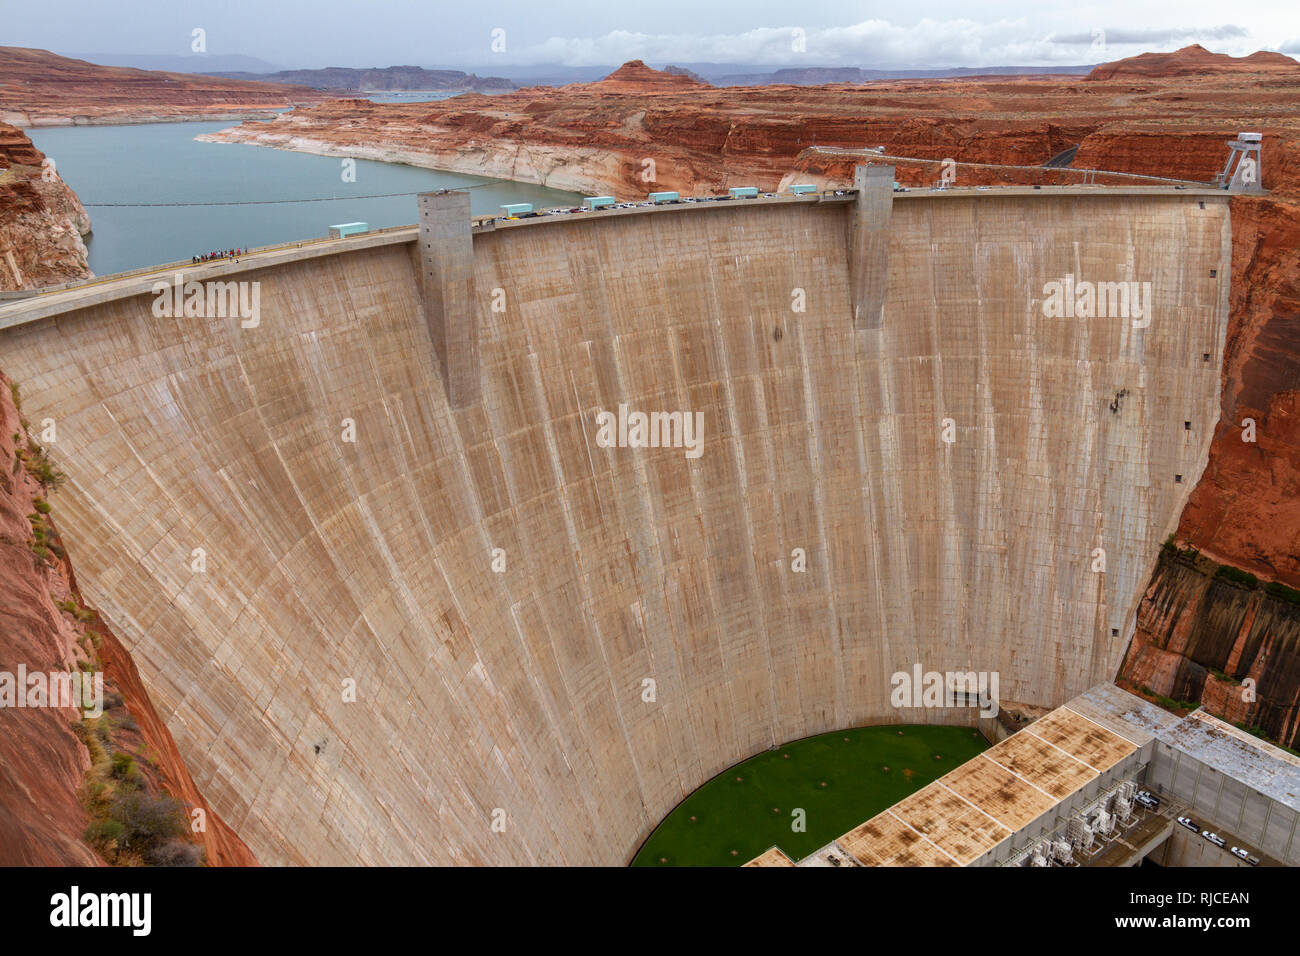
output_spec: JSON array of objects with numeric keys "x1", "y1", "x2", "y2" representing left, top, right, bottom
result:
[{"x1": 6, "y1": 0, "x2": 1300, "y2": 70}]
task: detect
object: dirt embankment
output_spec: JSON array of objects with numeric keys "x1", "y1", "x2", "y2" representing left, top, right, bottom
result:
[{"x1": 0, "y1": 373, "x2": 255, "y2": 865}]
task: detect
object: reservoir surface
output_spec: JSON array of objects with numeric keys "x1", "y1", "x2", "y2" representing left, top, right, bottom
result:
[{"x1": 30, "y1": 119, "x2": 582, "y2": 276}]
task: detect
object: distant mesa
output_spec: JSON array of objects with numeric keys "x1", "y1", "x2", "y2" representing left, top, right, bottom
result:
[
  {"x1": 591, "y1": 60, "x2": 711, "y2": 91},
  {"x1": 1087, "y1": 44, "x2": 1300, "y2": 81},
  {"x1": 662, "y1": 64, "x2": 708, "y2": 85},
  {"x1": 712, "y1": 64, "x2": 1094, "y2": 86},
  {"x1": 0, "y1": 46, "x2": 327, "y2": 126},
  {"x1": 208, "y1": 65, "x2": 517, "y2": 94}
]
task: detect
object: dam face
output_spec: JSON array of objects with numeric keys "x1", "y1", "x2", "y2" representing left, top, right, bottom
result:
[{"x1": 0, "y1": 189, "x2": 1230, "y2": 864}]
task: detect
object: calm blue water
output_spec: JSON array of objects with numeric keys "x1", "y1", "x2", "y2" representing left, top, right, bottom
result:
[
  {"x1": 29, "y1": 121, "x2": 582, "y2": 276},
  {"x1": 365, "y1": 92, "x2": 462, "y2": 103}
]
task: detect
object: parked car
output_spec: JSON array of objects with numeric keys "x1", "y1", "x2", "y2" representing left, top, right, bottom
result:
[
  {"x1": 1202, "y1": 831, "x2": 1227, "y2": 848},
  {"x1": 1177, "y1": 816, "x2": 1200, "y2": 833},
  {"x1": 1229, "y1": 846, "x2": 1260, "y2": 865}
]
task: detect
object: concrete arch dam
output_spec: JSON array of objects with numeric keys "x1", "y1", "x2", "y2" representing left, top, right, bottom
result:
[{"x1": 0, "y1": 185, "x2": 1230, "y2": 864}]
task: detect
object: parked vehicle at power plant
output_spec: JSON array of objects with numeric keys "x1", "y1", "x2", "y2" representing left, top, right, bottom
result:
[
  {"x1": 1177, "y1": 817, "x2": 1200, "y2": 833},
  {"x1": 1135, "y1": 790, "x2": 1160, "y2": 809},
  {"x1": 1203, "y1": 831, "x2": 1227, "y2": 848}
]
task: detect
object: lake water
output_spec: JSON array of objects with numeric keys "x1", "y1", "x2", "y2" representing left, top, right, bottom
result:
[{"x1": 29, "y1": 119, "x2": 583, "y2": 276}]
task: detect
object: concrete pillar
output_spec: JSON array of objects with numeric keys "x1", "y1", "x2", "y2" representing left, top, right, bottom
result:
[
  {"x1": 418, "y1": 190, "x2": 479, "y2": 408},
  {"x1": 850, "y1": 165, "x2": 894, "y2": 331}
]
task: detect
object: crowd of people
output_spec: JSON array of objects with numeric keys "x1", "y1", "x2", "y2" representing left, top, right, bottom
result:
[{"x1": 192, "y1": 248, "x2": 245, "y2": 264}]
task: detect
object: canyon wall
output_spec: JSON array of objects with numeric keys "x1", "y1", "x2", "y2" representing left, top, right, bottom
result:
[
  {"x1": 0, "y1": 375, "x2": 98, "y2": 865},
  {"x1": 1176, "y1": 197, "x2": 1300, "y2": 587},
  {"x1": 0, "y1": 373, "x2": 254, "y2": 865},
  {"x1": 1122, "y1": 548, "x2": 1300, "y2": 748},
  {"x1": 0, "y1": 123, "x2": 91, "y2": 290},
  {"x1": 0, "y1": 191, "x2": 1230, "y2": 864}
]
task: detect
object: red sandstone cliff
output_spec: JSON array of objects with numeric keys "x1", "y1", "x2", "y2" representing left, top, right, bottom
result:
[
  {"x1": 1121, "y1": 549, "x2": 1300, "y2": 747},
  {"x1": 1177, "y1": 198, "x2": 1300, "y2": 584},
  {"x1": 203, "y1": 57, "x2": 1300, "y2": 199},
  {"x1": 0, "y1": 374, "x2": 255, "y2": 865},
  {"x1": 0, "y1": 122, "x2": 92, "y2": 290},
  {"x1": 0, "y1": 46, "x2": 328, "y2": 127},
  {"x1": 0, "y1": 382, "x2": 97, "y2": 863}
]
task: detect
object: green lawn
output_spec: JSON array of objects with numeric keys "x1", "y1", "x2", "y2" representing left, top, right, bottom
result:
[{"x1": 632, "y1": 724, "x2": 989, "y2": 866}]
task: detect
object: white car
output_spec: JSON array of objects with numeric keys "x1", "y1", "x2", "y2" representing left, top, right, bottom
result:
[
  {"x1": 1177, "y1": 816, "x2": 1200, "y2": 833},
  {"x1": 1202, "y1": 831, "x2": 1227, "y2": 848},
  {"x1": 1230, "y1": 846, "x2": 1260, "y2": 865}
]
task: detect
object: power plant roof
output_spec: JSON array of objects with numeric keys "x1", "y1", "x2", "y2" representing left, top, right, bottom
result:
[{"x1": 1157, "y1": 711, "x2": 1300, "y2": 812}]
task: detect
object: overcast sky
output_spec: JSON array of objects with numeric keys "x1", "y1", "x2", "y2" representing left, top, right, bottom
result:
[{"x1": 8, "y1": 0, "x2": 1300, "y2": 69}]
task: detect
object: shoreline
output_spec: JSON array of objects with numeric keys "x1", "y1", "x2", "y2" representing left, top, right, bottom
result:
[
  {"x1": 3, "y1": 108, "x2": 308, "y2": 129},
  {"x1": 195, "y1": 127, "x2": 622, "y2": 196}
]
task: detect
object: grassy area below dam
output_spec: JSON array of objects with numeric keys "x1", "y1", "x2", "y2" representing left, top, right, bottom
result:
[{"x1": 632, "y1": 724, "x2": 989, "y2": 866}]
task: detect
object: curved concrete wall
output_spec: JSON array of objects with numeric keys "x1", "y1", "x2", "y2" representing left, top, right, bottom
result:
[{"x1": 0, "y1": 192, "x2": 1230, "y2": 864}]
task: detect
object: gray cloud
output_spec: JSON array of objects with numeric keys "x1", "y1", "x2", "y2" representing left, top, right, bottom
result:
[
  {"x1": 507, "y1": 20, "x2": 1266, "y2": 68},
  {"x1": 1048, "y1": 25, "x2": 1248, "y2": 46},
  {"x1": 8, "y1": 2, "x2": 1299, "y2": 70}
]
